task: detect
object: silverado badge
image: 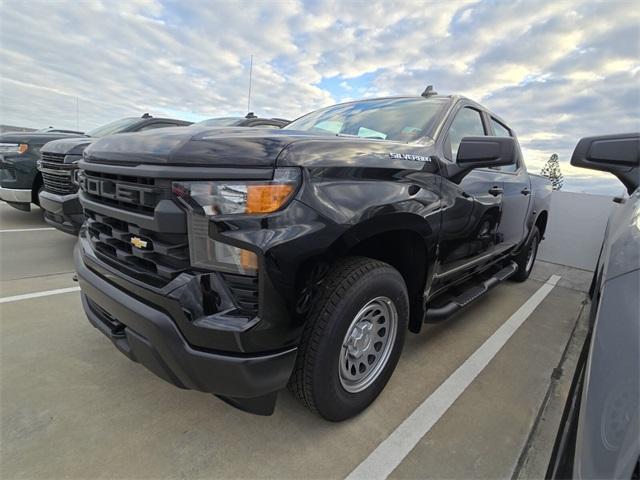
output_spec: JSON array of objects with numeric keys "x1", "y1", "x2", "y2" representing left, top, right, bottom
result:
[
  {"x1": 389, "y1": 152, "x2": 432, "y2": 162},
  {"x1": 130, "y1": 236, "x2": 148, "y2": 249}
]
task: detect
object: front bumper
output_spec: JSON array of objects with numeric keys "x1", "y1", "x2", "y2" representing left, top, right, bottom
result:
[
  {"x1": 0, "y1": 186, "x2": 31, "y2": 203},
  {"x1": 75, "y1": 241, "x2": 297, "y2": 415},
  {"x1": 1, "y1": 151, "x2": 39, "y2": 210},
  {"x1": 39, "y1": 190, "x2": 84, "y2": 235}
]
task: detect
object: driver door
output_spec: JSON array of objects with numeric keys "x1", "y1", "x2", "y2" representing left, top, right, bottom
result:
[{"x1": 436, "y1": 106, "x2": 505, "y2": 279}]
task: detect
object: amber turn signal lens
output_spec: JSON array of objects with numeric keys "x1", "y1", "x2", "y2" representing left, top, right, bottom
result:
[
  {"x1": 246, "y1": 184, "x2": 295, "y2": 213},
  {"x1": 240, "y1": 249, "x2": 258, "y2": 272},
  {"x1": 17, "y1": 144, "x2": 28, "y2": 154}
]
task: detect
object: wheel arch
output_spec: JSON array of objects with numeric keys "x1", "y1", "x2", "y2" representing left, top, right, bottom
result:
[
  {"x1": 294, "y1": 213, "x2": 435, "y2": 334},
  {"x1": 535, "y1": 210, "x2": 549, "y2": 238}
]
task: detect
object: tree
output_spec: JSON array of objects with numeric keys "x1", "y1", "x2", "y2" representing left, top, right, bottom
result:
[{"x1": 540, "y1": 153, "x2": 564, "y2": 190}]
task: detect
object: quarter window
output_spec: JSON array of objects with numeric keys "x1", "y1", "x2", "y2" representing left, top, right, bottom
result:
[
  {"x1": 447, "y1": 107, "x2": 485, "y2": 159},
  {"x1": 490, "y1": 118, "x2": 518, "y2": 172},
  {"x1": 491, "y1": 118, "x2": 511, "y2": 138}
]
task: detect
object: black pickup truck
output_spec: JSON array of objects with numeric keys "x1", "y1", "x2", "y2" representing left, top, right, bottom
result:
[
  {"x1": 74, "y1": 90, "x2": 551, "y2": 420},
  {"x1": 38, "y1": 114, "x2": 192, "y2": 233}
]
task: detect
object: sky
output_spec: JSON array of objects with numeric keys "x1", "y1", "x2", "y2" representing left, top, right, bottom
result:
[{"x1": 1, "y1": 0, "x2": 638, "y2": 194}]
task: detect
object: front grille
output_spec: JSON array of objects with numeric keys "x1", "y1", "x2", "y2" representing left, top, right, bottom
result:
[
  {"x1": 80, "y1": 170, "x2": 167, "y2": 214},
  {"x1": 85, "y1": 209, "x2": 189, "y2": 287},
  {"x1": 81, "y1": 165, "x2": 259, "y2": 316},
  {"x1": 222, "y1": 273, "x2": 259, "y2": 314},
  {"x1": 41, "y1": 152, "x2": 65, "y2": 163},
  {"x1": 40, "y1": 152, "x2": 76, "y2": 194},
  {"x1": 1, "y1": 162, "x2": 16, "y2": 178}
]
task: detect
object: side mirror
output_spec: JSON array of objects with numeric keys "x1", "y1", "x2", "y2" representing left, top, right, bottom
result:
[
  {"x1": 456, "y1": 136, "x2": 516, "y2": 170},
  {"x1": 571, "y1": 133, "x2": 639, "y2": 194}
]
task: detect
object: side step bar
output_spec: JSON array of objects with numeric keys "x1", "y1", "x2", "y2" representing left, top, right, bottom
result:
[{"x1": 425, "y1": 261, "x2": 518, "y2": 323}]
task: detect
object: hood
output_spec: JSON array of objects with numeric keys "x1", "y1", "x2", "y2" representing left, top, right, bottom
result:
[
  {"x1": 83, "y1": 126, "x2": 327, "y2": 166},
  {"x1": 83, "y1": 126, "x2": 437, "y2": 170},
  {"x1": 42, "y1": 137, "x2": 95, "y2": 156},
  {"x1": 0, "y1": 131, "x2": 87, "y2": 146}
]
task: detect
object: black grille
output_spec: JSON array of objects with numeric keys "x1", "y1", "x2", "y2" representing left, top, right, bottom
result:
[
  {"x1": 1, "y1": 162, "x2": 16, "y2": 178},
  {"x1": 40, "y1": 152, "x2": 76, "y2": 194},
  {"x1": 41, "y1": 152, "x2": 65, "y2": 163},
  {"x1": 81, "y1": 166, "x2": 259, "y2": 315},
  {"x1": 80, "y1": 170, "x2": 167, "y2": 213},
  {"x1": 221, "y1": 273, "x2": 259, "y2": 313},
  {"x1": 85, "y1": 209, "x2": 189, "y2": 286}
]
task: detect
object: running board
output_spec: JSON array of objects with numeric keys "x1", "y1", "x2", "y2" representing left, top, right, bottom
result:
[{"x1": 425, "y1": 261, "x2": 518, "y2": 323}]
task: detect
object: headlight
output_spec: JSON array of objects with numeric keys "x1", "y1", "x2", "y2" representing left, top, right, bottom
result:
[
  {"x1": 71, "y1": 168, "x2": 81, "y2": 186},
  {"x1": 0, "y1": 143, "x2": 28, "y2": 154},
  {"x1": 172, "y1": 168, "x2": 301, "y2": 274}
]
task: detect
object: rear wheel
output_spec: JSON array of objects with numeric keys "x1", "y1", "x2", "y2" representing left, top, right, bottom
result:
[
  {"x1": 512, "y1": 226, "x2": 540, "y2": 282},
  {"x1": 288, "y1": 257, "x2": 408, "y2": 421}
]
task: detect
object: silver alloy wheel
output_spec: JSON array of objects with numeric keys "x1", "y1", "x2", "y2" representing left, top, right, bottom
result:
[
  {"x1": 526, "y1": 235, "x2": 539, "y2": 272},
  {"x1": 339, "y1": 296, "x2": 398, "y2": 393}
]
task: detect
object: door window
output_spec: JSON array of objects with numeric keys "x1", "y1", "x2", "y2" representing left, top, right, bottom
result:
[{"x1": 447, "y1": 107, "x2": 486, "y2": 159}]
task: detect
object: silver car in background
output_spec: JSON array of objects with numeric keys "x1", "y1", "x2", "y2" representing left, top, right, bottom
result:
[{"x1": 548, "y1": 133, "x2": 639, "y2": 479}]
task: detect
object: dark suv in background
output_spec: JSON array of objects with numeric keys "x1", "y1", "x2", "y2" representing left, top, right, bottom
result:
[{"x1": 39, "y1": 114, "x2": 192, "y2": 234}]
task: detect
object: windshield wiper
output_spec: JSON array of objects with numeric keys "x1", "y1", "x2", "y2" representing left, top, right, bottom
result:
[{"x1": 336, "y1": 133, "x2": 385, "y2": 140}]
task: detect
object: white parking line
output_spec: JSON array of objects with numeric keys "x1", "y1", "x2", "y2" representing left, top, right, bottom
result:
[
  {"x1": 0, "y1": 286, "x2": 81, "y2": 304},
  {"x1": 0, "y1": 227, "x2": 56, "y2": 233},
  {"x1": 346, "y1": 275, "x2": 562, "y2": 480}
]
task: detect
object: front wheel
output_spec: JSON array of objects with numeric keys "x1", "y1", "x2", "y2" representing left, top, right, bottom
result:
[
  {"x1": 288, "y1": 257, "x2": 409, "y2": 421},
  {"x1": 512, "y1": 226, "x2": 540, "y2": 282}
]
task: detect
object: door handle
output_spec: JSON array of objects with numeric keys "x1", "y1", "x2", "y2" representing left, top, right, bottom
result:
[
  {"x1": 521, "y1": 187, "x2": 531, "y2": 196},
  {"x1": 488, "y1": 186, "x2": 503, "y2": 196}
]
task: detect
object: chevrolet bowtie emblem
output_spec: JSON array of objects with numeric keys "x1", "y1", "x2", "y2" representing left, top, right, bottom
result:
[{"x1": 130, "y1": 236, "x2": 148, "y2": 249}]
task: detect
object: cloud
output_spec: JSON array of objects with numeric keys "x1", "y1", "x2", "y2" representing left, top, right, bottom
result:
[{"x1": 1, "y1": 0, "x2": 638, "y2": 194}]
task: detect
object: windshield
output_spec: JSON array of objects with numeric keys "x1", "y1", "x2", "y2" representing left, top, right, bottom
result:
[
  {"x1": 86, "y1": 118, "x2": 140, "y2": 137},
  {"x1": 195, "y1": 117, "x2": 244, "y2": 127},
  {"x1": 284, "y1": 97, "x2": 448, "y2": 142}
]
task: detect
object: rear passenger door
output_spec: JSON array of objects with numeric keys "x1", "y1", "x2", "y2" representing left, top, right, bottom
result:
[
  {"x1": 488, "y1": 118, "x2": 531, "y2": 250},
  {"x1": 436, "y1": 105, "x2": 505, "y2": 278}
]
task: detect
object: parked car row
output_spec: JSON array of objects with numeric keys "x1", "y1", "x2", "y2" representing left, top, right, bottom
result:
[
  {"x1": 37, "y1": 113, "x2": 288, "y2": 234},
  {"x1": 1, "y1": 90, "x2": 637, "y2": 480},
  {"x1": 0, "y1": 112, "x2": 290, "y2": 230}
]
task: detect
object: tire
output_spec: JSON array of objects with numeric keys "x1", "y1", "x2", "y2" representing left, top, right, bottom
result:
[
  {"x1": 32, "y1": 173, "x2": 44, "y2": 207},
  {"x1": 36, "y1": 185, "x2": 44, "y2": 207},
  {"x1": 288, "y1": 256, "x2": 409, "y2": 421},
  {"x1": 512, "y1": 226, "x2": 540, "y2": 282}
]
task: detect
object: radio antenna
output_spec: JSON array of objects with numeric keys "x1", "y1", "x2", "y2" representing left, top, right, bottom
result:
[{"x1": 247, "y1": 54, "x2": 253, "y2": 113}]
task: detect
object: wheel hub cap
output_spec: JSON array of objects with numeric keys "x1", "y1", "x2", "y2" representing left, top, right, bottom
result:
[
  {"x1": 339, "y1": 296, "x2": 398, "y2": 393},
  {"x1": 346, "y1": 322, "x2": 373, "y2": 358}
]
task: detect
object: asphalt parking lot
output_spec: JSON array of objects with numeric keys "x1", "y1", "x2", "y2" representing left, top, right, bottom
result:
[{"x1": 1, "y1": 202, "x2": 592, "y2": 479}]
